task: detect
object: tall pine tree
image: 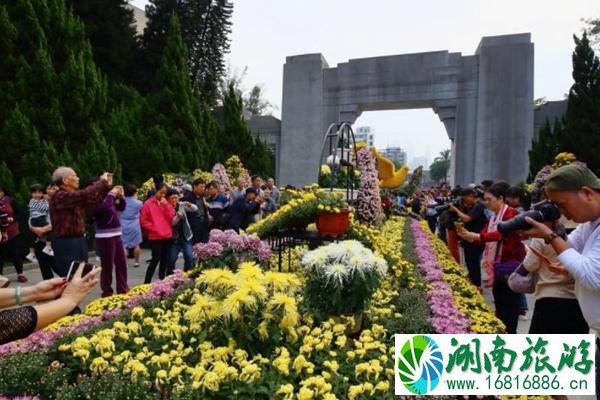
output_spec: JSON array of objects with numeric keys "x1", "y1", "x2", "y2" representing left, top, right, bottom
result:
[
  {"x1": 0, "y1": 0, "x2": 120, "y2": 202},
  {"x1": 67, "y1": 0, "x2": 140, "y2": 85},
  {"x1": 529, "y1": 32, "x2": 600, "y2": 178},
  {"x1": 562, "y1": 32, "x2": 600, "y2": 174},
  {"x1": 141, "y1": 0, "x2": 232, "y2": 103},
  {"x1": 145, "y1": 14, "x2": 212, "y2": 173},
  {"x1": 220, "y1": 82, "x2": 272, "y2": 176},
  {"x1": 528, "y1": 119, "x2": 560, "y2": 180}
]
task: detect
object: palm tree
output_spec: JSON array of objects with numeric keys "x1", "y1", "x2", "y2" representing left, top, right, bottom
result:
[{"x1": 430, "y1": 149, "x2": 451, "y2": 182}]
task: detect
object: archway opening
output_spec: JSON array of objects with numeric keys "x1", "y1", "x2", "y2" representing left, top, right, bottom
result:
[{"x1": 352, "y1": 108, "x2": 452, "y2": 186}]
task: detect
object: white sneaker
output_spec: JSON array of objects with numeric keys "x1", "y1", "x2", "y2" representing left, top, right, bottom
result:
[
  {"x1": 519, "y1": 313, "x2": 529, "y2": 321},
  {"x1": 25, "y1": 253, "x2": 38, "y2": 263},
  {"x1": 42, "y1": 245, "x2": 54, "y2": 256}
]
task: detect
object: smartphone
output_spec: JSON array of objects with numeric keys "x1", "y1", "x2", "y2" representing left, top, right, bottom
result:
[
  {"x1": 66, "y1": 261, "x2": 96, "y2": 281},
  {"x1": 526, "y1": 245, "x2": 552, "y2": 266}
]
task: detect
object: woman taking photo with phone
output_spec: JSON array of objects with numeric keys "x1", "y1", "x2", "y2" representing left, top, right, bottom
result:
[
  {"x1": 0, "y1": 263, "x2": 100, "y2": 344},
  {"x1": 457, "y1": 183, "x2": 526, "y2": 333},
  {"x1": 521, "y1": 222, "x2": 588, "y2": 334}
]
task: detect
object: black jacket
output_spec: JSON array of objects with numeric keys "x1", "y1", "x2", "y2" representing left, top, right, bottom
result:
[{"x1": 228, "y1": 197, "x2": 260, "y2": 232}]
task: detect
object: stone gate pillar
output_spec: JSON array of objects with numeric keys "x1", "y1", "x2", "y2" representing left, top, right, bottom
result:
[
  {"x1": 279, "y1": 54, "x2": 328, "y2": 187},
  {"x1": 474, "y1": 34, "x2": 534, "y2": 183}
]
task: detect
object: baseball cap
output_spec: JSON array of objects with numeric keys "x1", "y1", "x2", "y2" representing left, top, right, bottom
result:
[{"x1": 545, "y1": 164, "x2": 600, "y2": 192}]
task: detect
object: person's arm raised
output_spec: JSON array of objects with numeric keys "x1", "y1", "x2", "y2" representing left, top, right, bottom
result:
[{"x1": 51, "y1": 180, "x2": 109, "y2": 210}]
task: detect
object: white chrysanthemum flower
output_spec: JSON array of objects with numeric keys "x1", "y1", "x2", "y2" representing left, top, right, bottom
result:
[{"x1": 324, "y1": 263, "x2": 348, "y2": 287}]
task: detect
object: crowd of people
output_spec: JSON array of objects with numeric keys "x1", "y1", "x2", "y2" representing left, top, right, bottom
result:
[
  {"x1": 405, "y1": 166, "x2": 599, "y2": 344},
  {"x1": 1, "y1": 163, "x2": 599, "y2": 395},
  {"x1": 0, "y1": 166, "x2": 281, "y2": 344},
  {"x1": 406, "y1": 164, "x2": 600, "y2": 396}
]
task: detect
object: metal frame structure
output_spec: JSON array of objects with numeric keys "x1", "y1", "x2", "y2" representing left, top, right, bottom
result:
[{"x1": 319, "y1": 122, "x2": 359, "y2": 201}]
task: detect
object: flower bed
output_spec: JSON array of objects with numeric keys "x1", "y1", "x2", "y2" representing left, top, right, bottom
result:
[
  {"x1": 193, "y1": 229, "x2": 271, "y2": 271},
  {"x1": 0, "y1": 217, "x2": 506, "y2": 399},
  {"x1": 0, "y1": 271, "x2": 191, "y2": 358},
  {"x1": 246, "y1": 188, "x2": 347, "y2": 238},
  {"x1": 411, "y1": 220, "x2": 505, "y2": 333}
]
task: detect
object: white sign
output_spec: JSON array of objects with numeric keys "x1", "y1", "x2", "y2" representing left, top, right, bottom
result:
[{"x1": 394, "y1": 334, "x2": 596, "y2": 396}]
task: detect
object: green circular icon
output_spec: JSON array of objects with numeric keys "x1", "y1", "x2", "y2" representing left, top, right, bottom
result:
[{"x1": 397, "y1": 335, "x2": 444, "y2": 394}]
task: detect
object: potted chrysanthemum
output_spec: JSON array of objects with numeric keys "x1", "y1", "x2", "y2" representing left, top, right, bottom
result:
[
  {"x1": 301, "y1": 240, "x2": 387, "y2": 332},
  {"x1": 315, "y1": 191, "x2": 350, "y2": 238}
]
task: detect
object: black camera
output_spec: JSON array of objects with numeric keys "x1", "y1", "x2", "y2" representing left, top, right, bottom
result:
[
  {"x1": 435, "y1": 199, "x2": 461, "y2": 214},
  {"x1": 497, "y1": 200, "x2": 561, "y2": 235}
]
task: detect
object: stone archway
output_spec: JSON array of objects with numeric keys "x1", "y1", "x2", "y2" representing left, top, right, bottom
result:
[{"x1": 278, "y1": 33, "x2": 533, "y2": 187}]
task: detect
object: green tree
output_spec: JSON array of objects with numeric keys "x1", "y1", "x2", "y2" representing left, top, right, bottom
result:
[
  {"x1": 0, "y1": 0, "x2": 120, "y2": 201},
  {"x1": 141, "y1": 0, "x2": 233, "y2": 103},
  {"x1": 220, "y1": 82, "x2": 254, "y2": 158},
  {"x1": 528, "y1": 118, "x2": 566, "y2": 180},
  {"x1": 145, "y1": 14, "x2": 211, "y2": 173},
  {"x1": 428, "y1": 149, "x2": 451, "y2": 182},
  {"x1": 583, "y1": 17, "x2": 600, "y2": 49},
  {"x1": 67, "y1": 0, "x2": 139, "y2": 85},
  {"x1": 244, "y1": 85, "x2": 275, "y2": 116},
  {"x1": 562, "y1": 32, "x2": 600, "y2": 174},
  {"x1": 219, "y1": 82, "x2": 272, "y2": 176}
]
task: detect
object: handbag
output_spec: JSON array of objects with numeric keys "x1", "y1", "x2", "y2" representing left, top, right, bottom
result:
[
  {"x1": 507, "y1": 264, "x2": 538, "y2": 294},
  {"x1": 492, "y1": 240, "x2": 520, "y2": 283},
  {"x1": 494, "y1": 260, "x2": 521, "y2": 283}
]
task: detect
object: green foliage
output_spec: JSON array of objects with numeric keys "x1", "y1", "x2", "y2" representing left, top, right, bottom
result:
[
  {"x1": 244, "y1": 85, "x2": 274, "y2": 116},
  {"x1": 55, "y1": 374, "x2": 152, "y2": 400},
  {"x1": 220, "y1": 83, "x2": 272, "y2": 177},
  {"x1": 561, "y1": 32, "x2": 600, "y2": 175},
  {"x1": 530, "y1": 33, "x2": 600, "y2": 177},
  {"x1": 528, "y1": 118, "x2": 561, "y2": 180},
  {"x1": 145, "y1": 14, "x2": 211, "y2": 173},
  {"x1": 141, "y1": 0, "x2": 233, "y2": 104},
  {"x1": 0, "y1": 0, "x2": 120, "y2": 204},
  {"x1": 428, "y1": 149, "x2": 451, "y2": 182},
  {"x1": 67, "y1": 0, "x2": 139, "y2": 85},
  {"x1": 0, "y1": 352, "x2": 72, "y2": 399},
  {"x1": 404, "y1": 166, "x2": 423, "y2": 197},
  {"x1": 301, "y1": 241, "x2": 387, "y2": 317}
]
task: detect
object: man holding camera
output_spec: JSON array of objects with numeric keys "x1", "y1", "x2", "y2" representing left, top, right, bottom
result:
[
  {"x1": 47, "y1": 167, "x2": 112, "y2": 277},
  {"x1": 449, "y1": 188, "x2": 488, "y2": 288},
  {"x1": 524, "y1": 164, "x2": 600, "y2": 397}
]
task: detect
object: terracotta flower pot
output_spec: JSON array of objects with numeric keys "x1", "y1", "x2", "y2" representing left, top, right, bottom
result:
[{"x1": 316, "y1": 209, "x2": 350, "y2": 238}]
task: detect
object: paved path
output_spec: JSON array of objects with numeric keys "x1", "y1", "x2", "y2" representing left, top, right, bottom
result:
[{"x1": 2, "y1": 249, "x2": 184, "y2": 309}]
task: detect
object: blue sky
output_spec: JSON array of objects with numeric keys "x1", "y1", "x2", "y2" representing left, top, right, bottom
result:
[{"x1": 131, "y1": 0, "x2": 599, "y2": 166}]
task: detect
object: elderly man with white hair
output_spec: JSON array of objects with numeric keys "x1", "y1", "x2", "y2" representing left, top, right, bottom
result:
[{"x1": 47, "y1": 167, "x2": 112, "y2": 277}]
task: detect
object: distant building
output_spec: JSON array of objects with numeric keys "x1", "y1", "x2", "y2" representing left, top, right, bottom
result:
[
  {"x1": 381, "y1": 147, "x2": 407, "y2": 166},
  {"x1": 354, "y1": 126, "x2": 374, "y2": 147},
  {"x1": 125, "y1": 3, "x2": 147, "y2": 35},
  {"x1": 410, "y1": 156, "x2": 429, "y2": 170}
]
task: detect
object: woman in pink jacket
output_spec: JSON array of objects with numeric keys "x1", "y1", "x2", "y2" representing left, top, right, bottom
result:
[{"x1": 140, "y1": 183, "x2": 175, "y2": 283}]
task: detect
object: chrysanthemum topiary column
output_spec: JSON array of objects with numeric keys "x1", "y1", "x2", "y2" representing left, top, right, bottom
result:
[
  {"x1": 356, "y1": 148, "x2": 382, "y2": 224},
  {"x1": 212, "y1": 163, "x2": 233, "y2": 194}
]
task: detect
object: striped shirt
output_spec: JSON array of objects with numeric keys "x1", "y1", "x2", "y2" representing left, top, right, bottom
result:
[{"x1": 28, "y1": 198, "x2": 49, "y2": 220}]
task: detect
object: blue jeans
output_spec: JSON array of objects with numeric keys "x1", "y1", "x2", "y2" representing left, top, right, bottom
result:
[
  {"x1": 170, "y1": 238, "x2": 195, "y2": 271},
  {"x1": 519, "y1": 293, "x2": 528, "y2": 311}
]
